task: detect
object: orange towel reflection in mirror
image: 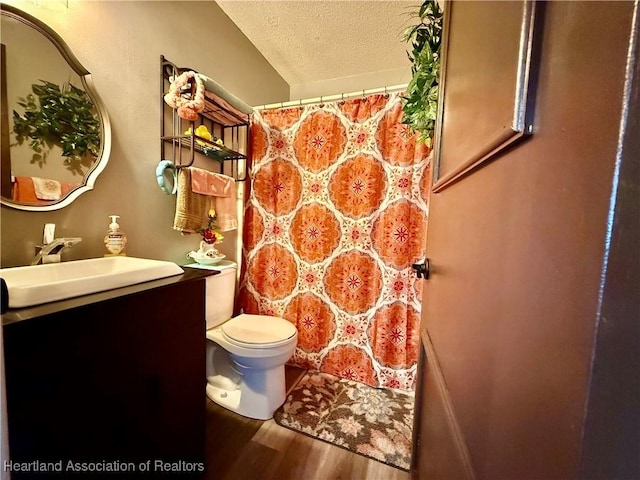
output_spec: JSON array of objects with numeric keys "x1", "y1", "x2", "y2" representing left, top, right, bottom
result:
[{"x1": 12, "y1": 176, "x2": 78, "y2": 204}]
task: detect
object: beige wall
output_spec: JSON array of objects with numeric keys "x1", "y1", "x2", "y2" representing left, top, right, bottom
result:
[{"x1": 0, "y1": 0, "x2": 289, "y2": 268}]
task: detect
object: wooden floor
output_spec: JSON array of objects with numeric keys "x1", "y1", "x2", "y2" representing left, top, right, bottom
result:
[{"x1": 204, "y1": 367, "x2": 410, "y2": 480}]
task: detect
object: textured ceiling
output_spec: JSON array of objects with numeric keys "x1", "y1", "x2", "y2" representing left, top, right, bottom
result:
[{"x1": 215, "y1": 1, "x2": 419, "y2": 86}]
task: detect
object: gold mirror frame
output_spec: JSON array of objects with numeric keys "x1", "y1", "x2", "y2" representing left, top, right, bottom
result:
[{"x1": 0, "y1": 3, "x2": 111, "y2": 211}]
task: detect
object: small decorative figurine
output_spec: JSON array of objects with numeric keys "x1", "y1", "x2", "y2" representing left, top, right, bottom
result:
[{"x1": 187, "y1": 209, "x2": 225, "y2": 265}]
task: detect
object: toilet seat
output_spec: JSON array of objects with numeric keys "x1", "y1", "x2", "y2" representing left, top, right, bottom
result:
[{"x1": 221, "y1": 314, "x2": 297, "y2": 349}]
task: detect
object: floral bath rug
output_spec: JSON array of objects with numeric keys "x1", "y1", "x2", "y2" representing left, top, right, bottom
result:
[{"x1": 273, "y1": 371, "x2": 414, "y2": 471}]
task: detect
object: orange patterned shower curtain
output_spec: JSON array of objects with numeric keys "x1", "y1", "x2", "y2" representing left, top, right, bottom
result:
[{"x1": 240, "y1": 93, "x2": 431, "y2": 391}]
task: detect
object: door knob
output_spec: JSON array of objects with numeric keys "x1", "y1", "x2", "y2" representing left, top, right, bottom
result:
[{"x1": 412, "y1": 259, "x2": 430, "y2": 279}]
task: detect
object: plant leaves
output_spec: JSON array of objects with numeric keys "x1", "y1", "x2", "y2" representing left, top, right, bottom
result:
[
  {"x1": 11, "y1": 80, "x2": 101, "y2": 171},
  {"x1": 401, "y1": 0, "x2": 443, "y2": 144}
]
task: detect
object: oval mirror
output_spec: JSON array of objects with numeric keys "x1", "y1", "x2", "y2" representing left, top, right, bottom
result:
[{"x1": 0, "y1": 3, "x2": 111, "y2": 211}]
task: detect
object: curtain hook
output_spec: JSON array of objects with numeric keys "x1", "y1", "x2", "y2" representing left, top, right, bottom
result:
[
  {"x1": 319, "y1": 96, "x2": 324, "y2": 107},
  {"x1": 362, "y1": 89, "x2": 366, "y2": 98}
]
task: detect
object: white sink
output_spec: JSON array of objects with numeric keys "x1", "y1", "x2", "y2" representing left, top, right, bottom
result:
[{"x1": 1, "y1": 256, "x2": 184, "y2": 309}]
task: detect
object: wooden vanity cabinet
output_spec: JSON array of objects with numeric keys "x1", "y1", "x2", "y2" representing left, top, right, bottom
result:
[{"x1": 2, "y1": 271, "x2": 209, "y2": 477}]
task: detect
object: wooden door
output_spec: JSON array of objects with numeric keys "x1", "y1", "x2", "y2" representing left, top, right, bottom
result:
[{"x1": 411, "y1": 1, "x2": 639, "y2": 479}]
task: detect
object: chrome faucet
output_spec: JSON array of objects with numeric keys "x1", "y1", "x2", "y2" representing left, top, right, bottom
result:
[{"x1": 32, "y1": 223, "x2": 82, "y2": 265}]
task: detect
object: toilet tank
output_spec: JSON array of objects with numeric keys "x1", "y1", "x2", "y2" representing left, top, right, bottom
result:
[{"x1": 204, "y1": 267, "x2": 237, "y2": 330}]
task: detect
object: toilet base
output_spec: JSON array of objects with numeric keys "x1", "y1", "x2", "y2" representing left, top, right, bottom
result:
[
  {"x1": 206, "y1": 363, "x2": 287, "y2": 420},
  {"x1": 206, "y1": 383, "x2": 242, "y2": 414}
]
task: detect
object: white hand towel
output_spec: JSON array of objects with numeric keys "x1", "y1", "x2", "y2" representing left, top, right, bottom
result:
[{"x1": 31, "y1": 177, "x2": 62, "y2": 200}]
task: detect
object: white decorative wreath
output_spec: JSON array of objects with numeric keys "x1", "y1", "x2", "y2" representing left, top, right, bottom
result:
[{"x1": 164, "y1": 71, "x2": 205, "y2": 121}]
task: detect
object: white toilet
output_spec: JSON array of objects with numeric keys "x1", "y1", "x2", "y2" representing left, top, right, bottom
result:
[{"x1": 202, "y1": 264, "x2": 298, "y2": 420}]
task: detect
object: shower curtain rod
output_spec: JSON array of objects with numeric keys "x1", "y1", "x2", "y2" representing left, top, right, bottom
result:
[{"x1": 253, "y1": 83, "x2": 408, "y2": 111}]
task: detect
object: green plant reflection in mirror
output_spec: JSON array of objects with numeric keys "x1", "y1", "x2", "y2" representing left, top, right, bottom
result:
[
  {"x1": 0, "y1": 4, "x2": 110, "y2": 211},
  {"x1": 12, "y1": 80, "x2": 101, "y2": 176}
]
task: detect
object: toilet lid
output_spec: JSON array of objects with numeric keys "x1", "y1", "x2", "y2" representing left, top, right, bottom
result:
[{"x1": 221, "y1": 314, "x2": 297, "y2": 346}]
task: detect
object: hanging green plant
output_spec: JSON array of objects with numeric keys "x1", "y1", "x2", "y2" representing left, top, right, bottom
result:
[
  {"x1": 12, "y1": 80, "x2": 101, "y2": 175},
  {"x1": 402, "y1": 0, "x2": 443, "y2": 147}
]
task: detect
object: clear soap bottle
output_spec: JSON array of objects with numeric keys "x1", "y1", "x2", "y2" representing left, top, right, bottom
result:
[{"x1": 104, "y1": 215, "x2": 127, "y2": 256}]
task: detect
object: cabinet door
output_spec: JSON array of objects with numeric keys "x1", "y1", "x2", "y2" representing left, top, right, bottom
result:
[{"x1": 4, "y1": 280, "x2": 206, "y2": 465}]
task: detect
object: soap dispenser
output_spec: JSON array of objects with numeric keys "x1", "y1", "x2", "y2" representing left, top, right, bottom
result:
[{"x1": 104, "y1": 215, "x2": 127, "y2": 256}]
